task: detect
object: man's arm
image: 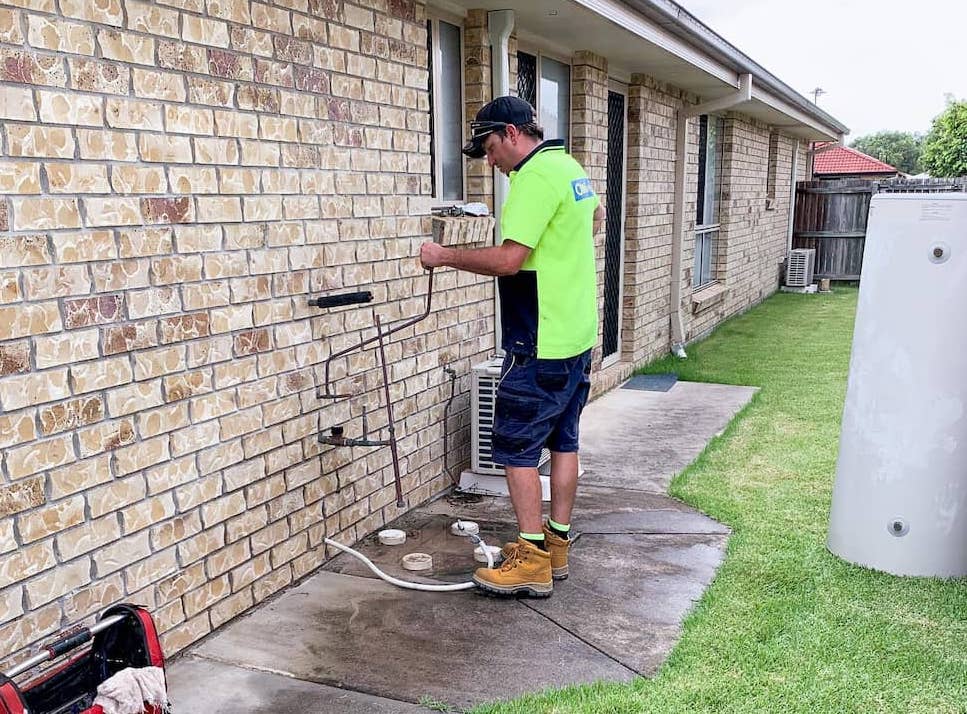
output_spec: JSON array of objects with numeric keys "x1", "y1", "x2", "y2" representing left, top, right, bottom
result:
[
  {"x1": 593, "y1": 202, "x2": 606, "y2": 235},
  {"x1": 420, "y1": 239, "x2": 531, "y2": 277}
]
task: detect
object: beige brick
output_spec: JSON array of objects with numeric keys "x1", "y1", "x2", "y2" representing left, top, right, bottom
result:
[
  {"x1": 182, "y1": 281, "x2": 231, "y2": 311},
  {"x1": 49, "y1": 454, "x2": 112, "y2": 499},
  {"x1": 210, "y1": 587, "x2": 253, "y2": 628},
  {"x1": 77, "y1": 418, "x2": 135, "y2": 457},
  {"x1": 0, "y1": 586, "x2": 24, "y2": 625},
  {"x1": 119, "y1": 227, "x2": 173, "y2": 257},
  {"x1": 84, "y1": 197, "x2": 143, "y2": 227},
  {"x1": 161, "y1": 613, "x2": 211, "y2": 656},
  {"x1": 56, "y1": 515, "x2": 121, "y2": 559},
  {"x1": 0, "y1": 234, "x2": 50, "y2": 267},
  {"x1": 225, "y1": 507, "x2": 267, "y2": 544},
  {"x1": 133, "y1": 345, "x2": 187, "y2": 380},
  {"x1": 11, "y1": 197, "x2": 81, "y2": 230},
  {"x1": 0, "y1": 161, "x2": 41, "y2": 194},
  {"x1": 187, "y1": 76, "x2": 234, "y2": 107},
  {"x1": 183, "y1": 573, "x2": 231, "y2": 617},
  {"x1": 195, "y1": 196, "x2": 242, "y2": 223},
  {"x1": 208, "y1": 0, "x2": 250, "y2": 24},
  {"x1": 138, "y1": 401, "x2": 189, "y2": 438},
  {"x1": 61, "y1": 0, "x2": 123, "y2": 25},
  {"x1": 89, "y1": 476, "x2": 146, "y2": 519},
  {"x1": 177, "y1": 525, "x2": 225, "y2": 565},
  {"x1": 98, "y1": 28, "x2": 155, "y2": 65},
  {"x1": 157, "y1": 560, "x2": 205, "y2": 604},
  {"x1": 0, "y1": 541, "x2": 55, "y2": 588},
  {"x1": 171, "y1": 420, "x2": 220, "y2": 457},
  {"x1": 69, "y1": 57, "x2": 130, "y2": 94},
  {"x1": 132, "y1": 68, "x2": 186, "y2": 101},
  {"x1": 111, "y1": 165, "x2": 168, "y2": 193},
  {"x1": 158, "y1": 40, "x2": 209, "y2": 74},
  {"x1": 114, "y1": 434, "x2": 169, "y2": 476},
  {"x1": 53, "y1": 229, "x2": 117, "y2": 263},
  {"x1": 45, "y1": 163, "x2": 111, "y2": 194},
  {"x1": 0, "y1": 85, "x2": 36, "y2": 121},
  {"x1": 250, "y1": 2, "x2": 290, "y2": 33},
  {"x1": 28, "y1": 15, "x2": 94, "y2": 54},
  {"x1": 0, "y1": 410, "x2": 36, "y2": 449},
  {"x1": 187, "y1": 334, "x2": 233, "y2": 368},
  {"x1": 213, "y1": 109, "x2": 258, "y2": 139},
  {"x1": 182, "y1": 14, "x2": 229, "y2": 47},
  {"x1": 101, "y1": 316, "x2": 157, "y2": 352},
  {"x1": 0, "y1": 369, "x2": 70, "y2": 410},
  {"x1": 165, "y1": 105, "x2": 214, "y2": 135},
  {"x1": 26, "y1": 557, "x2": 91, "y2": 608},
  {"x1": 126, "y1": 286, "x2": 182, "y2": 318},
  {"x1": 201, "y1": 491, "x2": 245, "y2": 528},
  {"x1": 164, "y1": 369, "x2": 214, "y2": 402},
  {"x1": 125, "y1": 547, "x2": 178, "y2": 593},
  {"x1": 122, "y1": 493, "x2": 176, "y2": 534},
  {"x1": 35, "y1": 328, "x2": 99, "y2": 368},
  {"x1": 63, "y1": 572, "x2": 123, "y2": 621},
  {"x1": 18, "y1": 493, "x2": 84, "y2": 543},
  {"x1": 0, "y1": 601, "x2": 62, "y2": 659},
  {"x1": 197, "y1": 438, "x2": 243, "y2": 476},
  {"x1": 219, "y1": 168, "x2": 259, "y2": 194},
  {"x1": 0, "y1": 8, "x2": 23, "y2": 44},
  {"x1": 23, "y1": 264, "x2": 90, "y2": 300},
  {"x1": 38, "y1": 89, "x2": 102, "y2": 126},
  {"x1": 127, "y1": 0, "x2": 179, "y2": 38},
  {"x1": 38, "y1": 396, "x2": 103, "y2": 437},
  {"x1": 71, "y1": 355, "x2": 133, "y2": 394},
  {"x1": 107, "y1": 380, "x2": 164, "y2": 417},
  {"x1": 151, "y1": 512, "x2": 201, "y2": 553},
  {"x1": 106, "y1": 97, "x2": 163, "y2": 130},
  {"x1": 209, "y1": 305, "x2": 253, "y2": 333},
  {"x1": 193, "y1": 137, "x2": 238, "y2": 164},
  {"x1": 243, "y1": 196, "x2": 282, "y2": 222},
  {"x1": 93, "y1": 531, "x2": 150, "y2": 576},
  {"x1": 239, "y1": 139, "x2": 279, "y2": 166},
  {"x1": 0, "y1": 476, "x2": 44, "y2": 518},
  {"x1": 77, "y1": 128, "x2": 138, "y2": 161},
  {"x1": 144, "y1": 457, "x2": 195, "y2": 497},
  {"x1": 168, "y1": 166, "x2": 218, "y2": 194},
  {"x1": 230, "y1": 25, "x2": 273, "y2": 57},
  {"x1": 139, "y1": 133, "x2": 193, "y2": 163},
  {"x1": 0, "y1": 521, "x2": 13, "y2": 555}
]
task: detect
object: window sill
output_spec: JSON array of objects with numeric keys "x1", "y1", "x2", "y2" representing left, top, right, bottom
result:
[{"x1": 691, "y1": 282, "x2": 728, "y2": 314}]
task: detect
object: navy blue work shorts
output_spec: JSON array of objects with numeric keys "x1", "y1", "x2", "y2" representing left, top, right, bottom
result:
[{"x1": 491, "y1": 349, "x2": 593, "y2": 468}]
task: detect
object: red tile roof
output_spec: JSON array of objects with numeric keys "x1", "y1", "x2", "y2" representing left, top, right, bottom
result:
[{"x1": 813, "y1": 143, "x2": 898, "y2": 176}]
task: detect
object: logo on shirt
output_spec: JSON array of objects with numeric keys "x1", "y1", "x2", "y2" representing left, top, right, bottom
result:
[{"x1": 571, "y1": 178, "x2": 594, "y2": 201}]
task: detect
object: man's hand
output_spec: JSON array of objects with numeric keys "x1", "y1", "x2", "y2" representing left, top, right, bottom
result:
[{"x1": 420, "y1": 241, "x2": 449, "y2": 269}]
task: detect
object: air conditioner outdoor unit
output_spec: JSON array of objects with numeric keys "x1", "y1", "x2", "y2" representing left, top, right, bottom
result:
[
  {"x1": 469, "y1": 357, "x2": 551, "y2": 475},
  {"x1": 786, "y1": 248, "x2": 816, "y2": 288},
  {"x1": 459, "y1": 357, "x2": 552, "y2": 498}
]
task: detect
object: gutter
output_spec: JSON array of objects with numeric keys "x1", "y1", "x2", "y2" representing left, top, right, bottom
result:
[
  {"x1": 620, "y1": 0, "x2": 849, "y2": 136},
  {"x1": 669, "y1": 74, "x2": 752, "y2": 358}
]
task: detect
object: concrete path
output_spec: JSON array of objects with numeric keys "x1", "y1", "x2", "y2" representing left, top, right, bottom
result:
[{"x1": 168, "y1": 380, "x2": 756, "y2": 712}]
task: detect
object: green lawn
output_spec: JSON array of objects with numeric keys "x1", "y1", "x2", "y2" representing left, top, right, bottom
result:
[{"x1": 471, "y1": 288, "x2": 967, "y2": 714}]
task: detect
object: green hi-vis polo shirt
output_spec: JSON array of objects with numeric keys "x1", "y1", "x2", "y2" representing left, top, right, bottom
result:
[{"x1": 498, "y1": 140, "x2": 599, "y2": 359}]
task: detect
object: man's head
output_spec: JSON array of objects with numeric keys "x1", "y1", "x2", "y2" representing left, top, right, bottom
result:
[{"x1": 462, "y1": 96, "x2": 544, "y2": 175}]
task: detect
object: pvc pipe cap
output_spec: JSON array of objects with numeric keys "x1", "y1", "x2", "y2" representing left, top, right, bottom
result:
[
  {"x1": 451, "y1": 520, "x2": 479, "y2": 536},
  {"x1": 378, "y1": 529, "x2": 406, "y2": 546},
  {"x1": 401, "y1": 553, "x2": 433, "y2": 571}
]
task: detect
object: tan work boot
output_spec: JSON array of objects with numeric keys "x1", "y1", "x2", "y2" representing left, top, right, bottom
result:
[
  {"x1": 498, "y1": 525, "x2": 570, "y2": 580},
  {"x1": 473, "y1": 538, "x2": 552, "y2": 597}
]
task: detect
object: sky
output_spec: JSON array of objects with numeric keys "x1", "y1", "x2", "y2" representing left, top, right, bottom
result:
[{"x1": 677, "y1": 0, "x2": 967, "y2": 141}]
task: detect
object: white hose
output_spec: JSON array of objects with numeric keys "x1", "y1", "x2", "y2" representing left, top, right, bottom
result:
[{"x1": 324, "y1": 532, "x2": 495, "y2": 592}]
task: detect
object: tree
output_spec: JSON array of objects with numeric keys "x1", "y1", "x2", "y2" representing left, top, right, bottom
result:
[
  {"x1": 921, "y1": 98, "x2": 967, "y2": 177},
  {"x1": 849, "y1": 131, "x2": 923, "y2": 174}
]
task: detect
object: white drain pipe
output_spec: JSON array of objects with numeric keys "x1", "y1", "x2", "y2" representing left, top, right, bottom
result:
[
  {"x1": 669, "y1": 73, "x2": 752, "y2": 358},
  {"x1": 323, "y1": 521, "x2": 495, "y2": 593}
]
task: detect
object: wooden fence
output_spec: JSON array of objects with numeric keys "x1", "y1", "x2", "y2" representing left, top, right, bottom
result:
[{"x1": 792, "y1": 177, "x2": 967, "y2": 280}]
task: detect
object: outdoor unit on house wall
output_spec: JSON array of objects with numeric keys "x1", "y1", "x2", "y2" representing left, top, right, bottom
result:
[
  {"x1": 469, "y1": 357, "x2": 551, "y2": 475},
  {"x1": 827, "y1": 193, "x2": 967, "y2": 577},
  {"x1": 785, "y1": 248, "x2": 816, "y2": 287}
]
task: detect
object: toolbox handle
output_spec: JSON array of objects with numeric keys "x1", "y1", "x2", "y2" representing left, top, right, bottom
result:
[{"x1": 3, "y1": 615, "x2": 125, "y2": 680}]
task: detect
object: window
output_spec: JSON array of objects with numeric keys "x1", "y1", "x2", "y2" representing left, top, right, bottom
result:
[
  {"x1": 766, "y1": 131, "x2": 780, "y2": 209},
  {"x1": 694, "y1": 114, "x2": 724, "y2": 288},
  {"x1": 517, "y1": 51, "x2": 570, "y2": 147},
  {"x1": 427, "y1": 16, "x2": 464, "y2": 202}
]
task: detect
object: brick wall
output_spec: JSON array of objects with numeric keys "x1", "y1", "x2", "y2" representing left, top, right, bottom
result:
[{"x1": 0, "y1": 0, "x2": 496, "y2": 667}]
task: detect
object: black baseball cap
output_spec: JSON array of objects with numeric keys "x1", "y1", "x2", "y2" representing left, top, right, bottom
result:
[{"x1": 461, "y1": 96, "x2": 535, "y2": 158}]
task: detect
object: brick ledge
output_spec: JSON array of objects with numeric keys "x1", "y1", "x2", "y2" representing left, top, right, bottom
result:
[{"x1": 691, "y1": 283, "x2": 728, "y2": 314}]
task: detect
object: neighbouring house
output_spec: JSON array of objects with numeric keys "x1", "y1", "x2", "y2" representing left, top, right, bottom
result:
[
  {"x1": 813, "y1": 142, "x2": 899, "y2": 179},
  {"x1": 0, "y1": 0, "x2": 847, "y2": 665}
]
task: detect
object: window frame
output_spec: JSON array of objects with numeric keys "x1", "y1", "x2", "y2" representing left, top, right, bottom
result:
[
  {"x1": 515, "y1": 43, "x2": 573, "y2": 149},
  {"x1": 694, "y1": 114, "x2": 724, "y2": 289},
  {"x1": 426, "y1": 10, "x2": 467, "y2": 206}
]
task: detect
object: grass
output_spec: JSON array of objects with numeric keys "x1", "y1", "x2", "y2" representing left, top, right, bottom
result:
[{"x1": 469, "y1": 288, "x2": 967, "y2": 714}]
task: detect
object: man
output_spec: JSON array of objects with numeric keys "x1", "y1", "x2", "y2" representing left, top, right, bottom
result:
[{"x1": 420, "y1": 96, "x2": 604, "y2": 597}]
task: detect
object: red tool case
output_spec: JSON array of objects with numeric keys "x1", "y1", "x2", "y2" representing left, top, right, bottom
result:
[{"x1": 0, "y1": 604, "x2": 165, "y2": 714}]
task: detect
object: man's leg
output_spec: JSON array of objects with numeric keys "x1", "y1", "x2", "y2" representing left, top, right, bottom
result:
[
  {"x1": 505, "y1": 465, "x2": 543, "y2": 534},
  {"x1": 548, "y1": 451, "x2": 579, "y2": 527}
]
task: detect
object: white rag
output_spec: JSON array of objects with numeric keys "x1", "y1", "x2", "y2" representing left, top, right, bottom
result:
[{"x1": 92, "y1": 666, "x2": 169, "y2": 714}]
